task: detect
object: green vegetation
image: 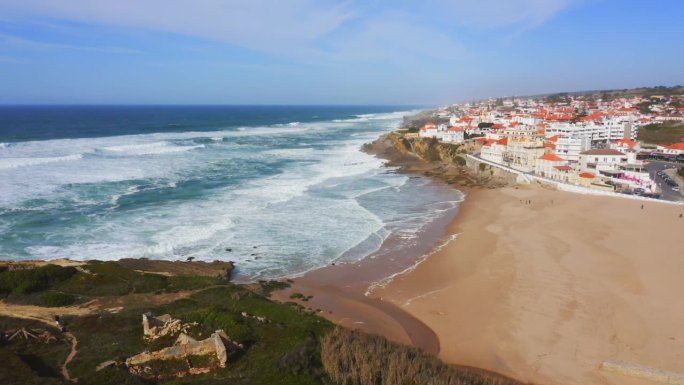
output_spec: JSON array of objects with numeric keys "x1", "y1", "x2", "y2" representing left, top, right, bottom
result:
[
  {"x1": 254, "y1": 280, "x2": 290, "y2": 296},
  {"x1": 63, "y1": 283, "x2": 334, "y2": 385},
  {"x1": 0, "y1": 265, "x2": 77, "y2": 295},
  {"x1": 322, "y1": 327, "x2": 521, "y2": 385},
  {"x1": 400, "y1": 111, "x2": 448, "y2": 132},
  {"x1": 1, "y1": 263, "x2": 523, "y2": 385},
  {"x1": 2, "y1": 261, "x2": 225, "y2": 307},
  {"x1": 422, "y1": 137, "x2": 441, "y2": 162},
  {"x1": 637, "y1": 122, "x2": 684, "y2": 145},
  {"x1": 635, "y1": 101, "x2": 651, "y2": 114},
  {"x1": 678, "y1": 167, "x2": 684, "y2": 178},
  {"x1": 54, "y1": 261, "x2": 224, "y2": 297},
  {"x1": 0, "y1": 317, "x2": 71, "y2": 384},
  {"x1": 535, "y1": 85, "x2": 684, "y2": 103},
  {"x1": 0, "y1": 350, "x2": 68, "y2": 385},
  {"x1": 40, "y1": 292, "x2": 76, "y2": 307},
  {"x1": 545, "y1": 92, "x2": 570, "y2": 104}
]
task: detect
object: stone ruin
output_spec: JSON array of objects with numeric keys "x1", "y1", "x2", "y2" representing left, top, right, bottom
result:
[
  {"x1": 100, "y1": 313, "x2": 241, "y2": 379},
  {"x1": 142, "y1": 313, "x2": 193, "y2": 340},
  {"x1": 126, "y1": 330, "x2": 231, "y2": 368}
]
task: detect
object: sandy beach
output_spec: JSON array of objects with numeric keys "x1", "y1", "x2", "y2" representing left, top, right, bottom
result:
[
  {"x1": 373, "y1": 185, "x2": 684, "y2": 385},
  {"x1": 280, "y1": 182, "x2": 684, "y2": 385}
]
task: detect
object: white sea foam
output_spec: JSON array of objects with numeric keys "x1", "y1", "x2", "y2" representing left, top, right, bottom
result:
[
  {"x1": 110, "y1": 185, "x2": 141, "y2": 205},
  {"x1": 101, "y1": 141, "x2": 204, "y2": 155},
  {"x1": 2, "y1": 108, "x2": 464, "y2": 281},
  {"x1": 0, "y1": 154, "x2": 83, "y2": 170}
]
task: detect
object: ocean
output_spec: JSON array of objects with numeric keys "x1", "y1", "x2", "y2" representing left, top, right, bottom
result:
[{"x1": 0, "y1": 106, "x2": 463, "y2": 281}]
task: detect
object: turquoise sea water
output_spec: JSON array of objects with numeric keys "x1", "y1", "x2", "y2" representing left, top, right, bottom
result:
[{"x1": 0, "y1": 106, "x2": 463, "y2": 280}]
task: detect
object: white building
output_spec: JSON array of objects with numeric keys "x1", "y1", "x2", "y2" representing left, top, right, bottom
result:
[
  {"x1": 419, "y1": 122, "x2": 440, "y2": 139},
  {"x1": 480, "y1": 138, "x2": 507, "y2": 164},
  {"x1": 554, "y1": 136, "x2": 591, "y2": 162},
  {"x1": 656, "y1": 142, "x2": 684, "y2": 156},
  {"x1": 610, "y1": 139, "x2": 641, "y2": 153},
  {"x1": 544, "y1": 118, "x2": 638, "y2": 144},
  {"x1": 579, "y1": 149, "x2": 629, "y2": 172},
  {"x1": 535, "y1": 153, "x2": 568, "y2": 179},
  {"x1": 442, "y1": 127, "x2": 465, "y2": 144}
]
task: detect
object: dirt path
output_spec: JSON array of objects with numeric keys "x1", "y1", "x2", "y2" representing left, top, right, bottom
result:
[
  {"x1": 0, "y1": 287, "x2": 220, "y2": 381},
  {"x1": 61, "y1": 332, "x2": 78, "y2": 382},
  {"x1": 0, "y1": 301, "x2": 96, "y2": 325}
]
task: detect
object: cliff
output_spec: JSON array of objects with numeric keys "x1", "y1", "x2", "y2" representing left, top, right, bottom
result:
[{"x1": 363, "y1": 133, "x2": 516, "y2": 189}]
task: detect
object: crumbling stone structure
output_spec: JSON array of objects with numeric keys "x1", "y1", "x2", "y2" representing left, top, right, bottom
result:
[
  {"x1": 127, "y1": 330, "x2": 230, "y2": 367},
  {"x1": 142, "y1": 313, "x2": 192, "y2": 340}
]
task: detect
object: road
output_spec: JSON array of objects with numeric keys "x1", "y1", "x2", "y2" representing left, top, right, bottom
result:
[{"x1": 645, "y1": 160, "x2": 684, "y2": 202}]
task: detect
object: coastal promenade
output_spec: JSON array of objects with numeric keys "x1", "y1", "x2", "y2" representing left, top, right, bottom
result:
[{"x1": 468, "y1": 154, "x2": 684, "y2": 205}]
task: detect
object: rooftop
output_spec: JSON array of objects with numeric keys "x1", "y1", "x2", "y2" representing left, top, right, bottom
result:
[{"x1": 580, "y1": 149, "x2": 626, "y2": 156}]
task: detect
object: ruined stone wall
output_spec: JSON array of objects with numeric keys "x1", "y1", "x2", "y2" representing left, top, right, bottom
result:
[{"x1": 126, "y1": 337, "x2": 217, "y2": 366}]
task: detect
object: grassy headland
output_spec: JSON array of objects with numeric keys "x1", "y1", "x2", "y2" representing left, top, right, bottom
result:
[{"x1": 0, "y1": 260, "x2": 524, "y2": 385}]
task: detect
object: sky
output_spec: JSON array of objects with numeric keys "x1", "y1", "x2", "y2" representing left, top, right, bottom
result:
[{"x1": 0, "y1": 0, "x2": 682, "y2": 105}]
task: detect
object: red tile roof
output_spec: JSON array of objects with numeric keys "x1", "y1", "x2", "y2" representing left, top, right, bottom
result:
[
  {"x1": 539, "y1": 153, "x2": 565, "y2": 162},
  {"x1": 614, "y1": 139, "x2": 637, "y2": 148},
  {"x1": 579, "y1": 172, "x2": 595, "y2": 178}
]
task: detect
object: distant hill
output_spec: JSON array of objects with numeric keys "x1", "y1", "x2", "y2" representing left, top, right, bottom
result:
[{"x1": 532, "y1": 85, "x2": 684, "y2": 103}]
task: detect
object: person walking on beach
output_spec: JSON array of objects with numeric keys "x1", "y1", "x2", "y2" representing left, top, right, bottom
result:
[{"x1": 641, "y1": 204, "x2": 644, "y2": 210}]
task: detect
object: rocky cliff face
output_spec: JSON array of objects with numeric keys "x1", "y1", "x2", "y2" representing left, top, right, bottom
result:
[{"x1": 363, "y1": 133, "x2": 515, "y2": 189}]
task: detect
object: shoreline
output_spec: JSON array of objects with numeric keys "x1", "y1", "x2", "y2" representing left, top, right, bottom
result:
[
  {"x1": 273, "y1": 133, "x2": 684, "y2": 385},
  {"x1": 373, "y1": 184, "x2": 684, "y2": 385},
  {"x1": 6, "y1": 129, "x2": 682, "y2": 384}
]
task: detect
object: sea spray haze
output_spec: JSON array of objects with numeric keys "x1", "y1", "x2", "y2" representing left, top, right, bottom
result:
[{"x1": 0, "y1": 106, "x2": 463, "y2": 280}]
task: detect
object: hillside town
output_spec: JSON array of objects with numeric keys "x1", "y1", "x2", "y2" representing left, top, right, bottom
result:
[{"x1": 415, "y1": 92, "x2": 684, "y2": 199}]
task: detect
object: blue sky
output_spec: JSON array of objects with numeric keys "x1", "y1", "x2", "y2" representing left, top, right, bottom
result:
[{"x1": 0, "y1": 0, "x2": 682, "y2": 105}]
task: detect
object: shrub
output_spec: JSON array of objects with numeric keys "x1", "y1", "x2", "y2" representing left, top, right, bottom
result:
[
  {"x1": 256, "y1": 280, "x2": 290, "y2": 296},
  {"x1": 479, "y1": 163, "x2": 487, "y2": 172},
  {"x1": 40, "y1": 291, "x2": 76, "y2": 307},
  {"x1": 452, "y1": 155, "x2": 466, "y2": 166},
  {"x1": 424, "y1": 147, "x2": 441, "y2": 162},
  {"x1": 321, "y1": 327, "x2": 522, "y2": 385},
  {"x1": 0, "y1": 265, "x2": 77, "y2": 295}
]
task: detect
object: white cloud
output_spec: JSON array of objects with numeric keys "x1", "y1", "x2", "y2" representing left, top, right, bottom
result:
[
  {"x1": 0, "y1": 33, "x2": 142, "y2": 54},
  {"x1": 0, "y1": 0, "x2": 355, "y2": 54},
  {"x1": 0, "y1": 0, "x2": 581, "y2": 63},
  {"x1": 324, "y1": 13, "x2": 467, "y2": 63},
  {"x1": 422, "y1": 0, "x2": 582, "y2": 29}
]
